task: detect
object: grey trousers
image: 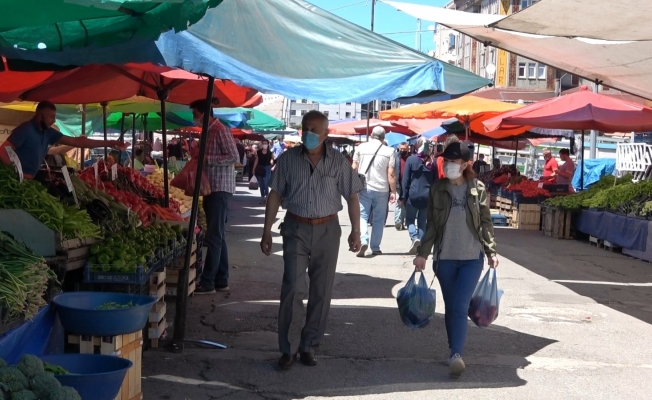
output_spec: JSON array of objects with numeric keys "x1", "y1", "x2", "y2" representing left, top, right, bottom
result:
[{"x1": 278, "y1": 217, "x2": 342, "y2": 355}]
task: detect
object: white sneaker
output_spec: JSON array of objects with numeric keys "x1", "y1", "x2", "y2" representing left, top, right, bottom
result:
[
  {"x1": 409, "y1": 239, "x2": 420, "y2": 255},
  {"x1": 449, "y1": 354, "x2": 465, "y2": 377},
  {"x1": 357, "y1": 244, "x2": 368, "y2": 258}
]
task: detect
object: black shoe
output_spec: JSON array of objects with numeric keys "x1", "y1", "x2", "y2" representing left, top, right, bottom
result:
[
  {"x1": 371, "y1": 250, "x2": 383, "y2": 256},
  {"x1": 215, "y1": 285, "x2": 230, "y2": 292},
  {"x1": 278, "y1": 353, "x2": 294, "y2": 369},
  {"x1": 195, "y1": 285, "x2": 216, "y2": 295},
  {"x1": 299, "y1": 351, "x2": 317, "y2": 366}
]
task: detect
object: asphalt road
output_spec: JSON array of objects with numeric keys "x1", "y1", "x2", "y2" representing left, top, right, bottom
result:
[{"x1": 142, "y1": 184, "x2": 652, "y2": 399}]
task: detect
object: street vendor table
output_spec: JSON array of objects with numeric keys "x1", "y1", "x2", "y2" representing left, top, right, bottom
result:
[{"x1": 576, "y1": 210, "x2": 649, "y2": 251}]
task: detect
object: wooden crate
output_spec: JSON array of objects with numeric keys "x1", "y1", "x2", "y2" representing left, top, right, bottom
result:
[
  {"x1": 148, "y1": 270, "x2": 167, "y2": 348},
  {"x1": 542, "y1": 205, "x2": 573, "y2": 239},
  {"x1": 511, "y1": 204, "x2": 541, "y2": 230},
  {"x1": 165, "y1": 267, "x2": 197, "y2": 297},
  {"x1": 66, "y1": 331, "x2": 142, "y2": 400}
]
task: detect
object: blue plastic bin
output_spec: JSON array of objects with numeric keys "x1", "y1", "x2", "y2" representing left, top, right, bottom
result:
[
  {"x1": 84, "y1": 263, "x2": 154, "y2": 285},
  {"x1": 53, "y1": 292, "x2": 157, "y2": 336},
  {"x1": 40, "y1": 354, "x2": 132, "y2": 400}
]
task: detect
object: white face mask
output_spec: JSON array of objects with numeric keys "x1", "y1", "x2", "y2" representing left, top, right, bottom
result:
[
  {"x1": 444, "y1": 161, "x2": 462, "y2": 180},
  {"x1": 262, "y1": 144, "x2": 268, "y2": 149}
]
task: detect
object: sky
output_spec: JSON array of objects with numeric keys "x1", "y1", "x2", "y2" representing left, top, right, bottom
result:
[{"x1": 306, "y1": 0, "x2": 450, "y2": 53}]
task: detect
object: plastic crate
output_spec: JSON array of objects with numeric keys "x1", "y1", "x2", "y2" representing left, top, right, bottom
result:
[
  {"x1": 84, "y1": 262, "x2": 155, "y2": 285},
  {"x1": 512, "y1": 191, "x2": 542, "y2": 205},
  {"x1": 491, "y1": 214, "x2": 508, "y2": 227},
  {"x1": 543, "y1": 184, "x2": 569, "y2": 193}
]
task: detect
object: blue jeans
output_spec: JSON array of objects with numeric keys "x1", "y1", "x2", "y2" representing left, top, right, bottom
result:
[
  {"x1": 394, "y1": 203, "x2": 406, "y2": 226},
  {"x1": 406, "y1": 204, "x2": 427, "y2": 242},
  {"x1": 199, "y1": 191, "x2": 232, "y2": 288},
  {"x1": 359, "y1": 189, "x2": 389, "y2": 251},
  {"x1": 257, "y1": 165, "x2": 271, "y2": 197},
  {"x1": 435, "y1": 254, "x2": 484, "y2": 357}
]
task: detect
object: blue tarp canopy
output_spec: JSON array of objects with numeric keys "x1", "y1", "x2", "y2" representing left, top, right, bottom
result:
[
  {"x1": 572, "y1": 158, "x2": 616, "y2": 191},
  {"x1": 386, "y1": 132, "x2": 410, "y2": 147},
  {"x1": 154, "y1": 0, "x2": 491, "y2": 104}
]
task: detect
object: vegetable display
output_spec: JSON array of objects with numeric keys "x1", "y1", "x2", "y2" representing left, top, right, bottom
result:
[
  {"x1": 507, "y1": 180, "x2": 550, "y2": 198},
  {"x1": 0, "y1": 355, "x2": 81, "y2": 400},
  {"x1": 0, "y1": 166, "x2": 100, "y2": 240},
  {"x1": 479, "y1": 165, "x2": 519, "y2": 183},
  {"x1": 0, "y1": 232, "x2": 57, "y2": 320},
  {"x1": 96, "y1": 301, "x2": 135, "y2": 310},
  {"x1": 544, "y1": 175, "x2": 635, "y2": 211}
]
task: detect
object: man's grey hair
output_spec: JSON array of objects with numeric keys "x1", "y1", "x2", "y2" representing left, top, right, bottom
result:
[
  {"x1": 371, "y1": 126, "x2": 386, "y2": 141},
  {"x1": 542, "y1": 148, "x2": 552, "y2": 154}
]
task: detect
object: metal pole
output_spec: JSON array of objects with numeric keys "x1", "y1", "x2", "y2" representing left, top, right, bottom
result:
[
  {"x1": 158, "y1": 87, "x2": 170, "y2": 208},
  {"x1": 102, "y1": 103, "x2": 108, "y2": 160},
  {"x1": 118, "y1": 114, "x2": 125, "y2": 166},
  {"x1": 80, "y1": 105, "x2": 86, "y2": 165},
  {"x1": 590, "y1": 81, "x2": 599, "y2": 159},
  {"x1": 131, "y1": 114, "x2": 136, "y2": 169},
  {"x1": 491, "y1": 140, "x2": 496, "y2": 169},
  {"x1": 366, "y1": 0, "x2": 376, "y2": 141},
  {"x1": 174, "y1": 76, "x2": 216, "y2": 351},
  {"x1": 581, "y1": 130, "x2": 585, "y2": 190}
]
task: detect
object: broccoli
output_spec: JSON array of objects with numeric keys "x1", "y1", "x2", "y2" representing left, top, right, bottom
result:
[
  {"x1": 9, "y1": 390, "x2": 38, "y2": 400},
  {"x1": 17, "y1": 355, "x2": 44, "y2": 379},
  {"x1": 0, "y1": 367, "x2": 29, "y2": 392},
  {"x1": 29, "y1": 372, "x2": 62, "y2": 400},
  {"x1": 43, "y1": 362, "x2": 69, "y2": 376},
  {"x1": 50, "y1": 386, "x2": 81, "y2": 400}
]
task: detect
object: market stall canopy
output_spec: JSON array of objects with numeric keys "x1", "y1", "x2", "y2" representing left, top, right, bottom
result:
[
  {"x1": 213, "y1": 108, "x2": 285, "y2": 131},
  {"x1": 385, "y1": 133, "x2": 409, "y2": 147},
  {"x1": 0, "y1": 67, "x2": 54, "y2": 102},
  {"x1": 154, "y1": 0, "x2": 491, "y2": 104},
  {"x1": 484, "y1": 86, "x2": 652, "y2": 133},
  {"x1": 14, "y1": 63, "x2": 258, "y2": 106},
  {"x1": 0, "y1": 102, "x2": 99, "y2": 137},
  {"x1": 329, "y1": 119, "x2": 414, "y2": 136},
  {"x1": 0, "y1": 0, "x2": 221, "y2": 51},
  {"x1": 380, "y1": 0, "x2": 652, "y2": 101}
]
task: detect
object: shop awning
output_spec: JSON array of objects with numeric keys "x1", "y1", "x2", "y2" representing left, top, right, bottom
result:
[
  {"x1": 0, "y1": 0, "x2": 221, "y2": 51},
  {"x1": 154, "y1": 0, "x2": 491, "y2": 104},
  {"x1": 381, "y1": 0, "x2": 652, "y2": 101}
]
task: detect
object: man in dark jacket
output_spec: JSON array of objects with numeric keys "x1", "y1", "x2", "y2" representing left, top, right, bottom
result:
[
  {"x1": 401, "y1": 138, "x2": 438, "y2": 254},
  {"x1": 394, "y1": 142, "x2": 410, "y2": 230}
]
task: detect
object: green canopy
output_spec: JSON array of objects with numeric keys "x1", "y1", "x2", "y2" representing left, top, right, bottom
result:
[
  {"x1": 0, "y1": 0, "x2": 221, "y2": 50},
  {"x1": 105, "y1": 112, "x2": 188, "y2": 132},
  {"x1": 173, "y1": 107, "x2": 286, "y2": 131}
]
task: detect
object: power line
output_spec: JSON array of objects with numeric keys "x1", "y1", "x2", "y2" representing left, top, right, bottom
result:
[{"x1": 329, "y1": 0, "x2": 368, "y2": 11}]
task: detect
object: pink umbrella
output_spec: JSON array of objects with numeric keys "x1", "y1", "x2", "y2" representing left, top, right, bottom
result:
[{"x1": 329, "y1": 119, "x2": 415, "y2": 136}]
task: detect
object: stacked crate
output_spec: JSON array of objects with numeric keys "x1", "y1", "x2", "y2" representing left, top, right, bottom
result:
[
  {"x1": 165, "y1": 235, "x2": 198, "y2": 297},
  {"x1": 148, "y1": 269, "x2": 167, "y2": 348},
  {"x1": 66, "y1": 331, "x2": 143, "y2": 400},
  {"x1": 510, "y1": 204, "x2": 542, "y2": 230},
  {"x1": 542, "y1": 204, "x2": 573, "y2": 239}
]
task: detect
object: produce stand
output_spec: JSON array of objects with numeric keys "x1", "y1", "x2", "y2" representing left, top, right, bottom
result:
[{"x1": 541, "y1": 205, "x2": 573, "y2": 239}]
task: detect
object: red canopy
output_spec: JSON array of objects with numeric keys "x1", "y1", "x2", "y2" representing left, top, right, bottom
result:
[
  {"x1": 484, "y1": 86, "x2": 652, "y2": 133},
  {"x1": 0, "y1": 58, "x2": 55, "y2": 102},
  {"x1": 12, "y1": 63, "x2": 258, "y2": 106}
]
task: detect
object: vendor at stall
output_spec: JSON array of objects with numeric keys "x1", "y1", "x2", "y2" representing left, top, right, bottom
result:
[
  {"x1": 541, "y1": 148, "x2": 558, "y2": 183},
  {"x1": 553, "y1": 148, "x2": 575, "y2": 187},
  {"x1": 0, "y1": 101, "x2": 128, "y2": 179},
  {"x1": 134, "y1": 148, "x2": 146, "y2": 170}
]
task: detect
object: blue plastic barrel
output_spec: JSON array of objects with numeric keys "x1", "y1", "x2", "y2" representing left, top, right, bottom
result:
[{"x1": 40, "y1": 354, "x2": 132, "y2": 400}]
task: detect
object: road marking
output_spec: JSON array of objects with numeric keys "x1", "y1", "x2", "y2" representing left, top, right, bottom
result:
[
  {"x1": 146, "y1": 375, "x2": 247, "y2": 391},
  {"x1": 552, "y1": 280, "x2": 652, "y2": 287}
]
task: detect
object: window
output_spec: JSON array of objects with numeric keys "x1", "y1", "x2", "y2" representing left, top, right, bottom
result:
[
  {"x1": 537, "y1": 64, "x2": 546, "y2": 80},
  {"x1": 448, "y1": 33, "x2": 456, "y2": 50},
  {"x1": 518, "y1": 62, "x2": 526, "y2": 78},
  {"x1": 345, "y1": 112, "x2": 351, "y2": 118},
  {"x1": 323, "y1": 111, "x2": 329, "y2": 117},
  {"x1": 527, "y1": 63, "x2": 536, "y2": 79},
  {"x1": 300, "y1": 110, "x2": 307, "y2": 116},
  {"x1": 290, "y1": 110, "x2": 297, "y2": 116},
  {"x1": 345, "y1": 102, "x2": 352, "y2": 105},
  {"x1": 290, "y1": 99, "x2": 296, "y2": 103},
  {"x1": 301, "y1": 99, "x2": 307, "y2": 103},
  {"x1": 521, "y1": 0, "x2": 539, "y2": 9}
]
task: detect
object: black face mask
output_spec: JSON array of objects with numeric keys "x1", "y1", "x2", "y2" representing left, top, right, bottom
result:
[{"x1": 400, "y1": 151, "x2": 409, "y2": 157}]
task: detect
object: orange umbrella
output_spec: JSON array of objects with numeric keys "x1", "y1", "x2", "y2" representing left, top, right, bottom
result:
[{"x1": 379, "y1": 95, "x2": 525, "y2": 140}]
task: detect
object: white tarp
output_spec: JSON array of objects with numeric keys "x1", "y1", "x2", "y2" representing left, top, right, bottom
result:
[
  {"x1": 492, "y1": 0, "x2": 652, "y2": 41},
  {"x1": 381, "y1": 1, "x2": 652, "y2": 101}
]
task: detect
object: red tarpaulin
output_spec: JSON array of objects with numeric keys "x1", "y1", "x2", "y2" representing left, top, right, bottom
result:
[
  {"x1": 11, "y1": 63, "x2": 258, "y2": 106},
  {"x1": 484, "y1": 86, "x2": 652, "y2": 133},
  {"x1": 329, "y1": 119, "x2": 419, "y2": 136}
]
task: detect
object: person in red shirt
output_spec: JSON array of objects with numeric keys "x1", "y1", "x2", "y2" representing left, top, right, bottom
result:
[{"x1": 542, "y1": 148, "x2": 558, "y2": 183}]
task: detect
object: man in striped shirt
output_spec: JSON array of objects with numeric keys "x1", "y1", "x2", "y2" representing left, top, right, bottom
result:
[
  {"x1": 260, "y1": 110, "x2": 365, "y2": 369},
  {"x1": 189, "y1": 99, "x2": 240, "y2": 295}
]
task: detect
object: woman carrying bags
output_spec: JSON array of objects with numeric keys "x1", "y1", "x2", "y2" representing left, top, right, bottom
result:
[
  {"x1": 252, "y1": 139, "x2": 275, "y2": 204},
  {"x1": 413, "y1": 141, "x2": 499, "y2": 378}
]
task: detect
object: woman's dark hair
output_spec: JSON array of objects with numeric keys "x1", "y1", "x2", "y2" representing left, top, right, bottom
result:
[
  {"x1": 463, "y1": 162, "x2": 476, "y2": 181},
  {"x1": 559, "y1": 148, "x2": 570, "y2": 156}
]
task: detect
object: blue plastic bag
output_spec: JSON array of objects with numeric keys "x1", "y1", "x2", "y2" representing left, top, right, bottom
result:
[
  {"x1": 396, "y1": 272, "x2": 436, "y2": 329},
  {"x1": 468, "y1": 269, "x2": 504, "y2": 328}
]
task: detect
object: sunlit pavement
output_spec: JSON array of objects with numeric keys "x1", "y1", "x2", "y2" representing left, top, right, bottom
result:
[{"x1": 142, "y1": 183, "x2": 652, "y2": 400}]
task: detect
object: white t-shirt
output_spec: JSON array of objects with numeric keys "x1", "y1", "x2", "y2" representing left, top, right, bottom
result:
[{"x1": 353, "y1": 139, "x2": 395, "y2": 192}]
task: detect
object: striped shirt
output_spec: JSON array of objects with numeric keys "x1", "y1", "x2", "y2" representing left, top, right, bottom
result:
[
  {"x1": 205, "y1": 118, "x2": 239, "y2": 194},
  {"x1": 270, "y1": 145, "x2": 365, "y2": 218}
]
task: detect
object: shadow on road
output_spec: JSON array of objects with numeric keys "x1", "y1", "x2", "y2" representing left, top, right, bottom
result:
[{"x1": 495, "y1": 228, "x2": 652, "y2": 325}]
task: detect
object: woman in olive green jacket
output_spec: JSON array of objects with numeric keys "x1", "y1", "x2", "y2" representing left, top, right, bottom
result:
[{"x1": 413, "y1": 142, "x2": 498, "y2": 377}]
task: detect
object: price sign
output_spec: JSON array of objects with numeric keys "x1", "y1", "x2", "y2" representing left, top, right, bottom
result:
[
  {"x1": 111, "y1": 163, "x2": 118, "y2": 181},
  {"x1": 61, "y1": 167, "x2": 80, "y2": 207},
  {"x1": 93, "y1": 160, "x2": 99, "y2": 188},
  {"x1": 538, "y1": 182, "x2": 544, "y2": 189},
  {"x1": 5, "y1": 147, "x2": 23, "y2": 182}
]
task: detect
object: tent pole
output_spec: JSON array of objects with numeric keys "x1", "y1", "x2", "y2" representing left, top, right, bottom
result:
[
  {"x1": 102, "y1": 102, "x2": 108, "y2": 160},
  {"x1": 173, "y1": 76, "x2": 223, "y2": 352},
  {"x1": 80, "y1": 105, "x2": 86, "y2": 165},
  {"x1": 158, "y1": 87, "x2": 170, "y2": 208},
  {"x1": 515, "y1": 138, "x2": 519, "y2": 165},
  {"x1": 581, "y1": 130, "x2": 585, "y2": 191},
  {"x1": 366, "y1": 0, "x2": 376, "y2": 142},
  {"x1": 118, "y1": 114, "x2": 126, "y2": 166},
  {"x1": 491, "y1": 140, "x2": 496, "y2": 169},
  {"x1": 131, "y1": 114, "x2": 136, "y2": 169},
  {"x1": 590, "y1": 80, "x2": 599, "y2": 159}
]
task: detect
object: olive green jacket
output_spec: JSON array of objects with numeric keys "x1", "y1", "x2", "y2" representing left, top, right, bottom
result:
[{"x1": 417, "y1": 178, "x2": 497, "y2": 260}]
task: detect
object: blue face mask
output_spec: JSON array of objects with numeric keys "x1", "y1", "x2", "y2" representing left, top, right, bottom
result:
[{"x1": 302, "y1": 131, "x2": 321, "y2": 150}]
